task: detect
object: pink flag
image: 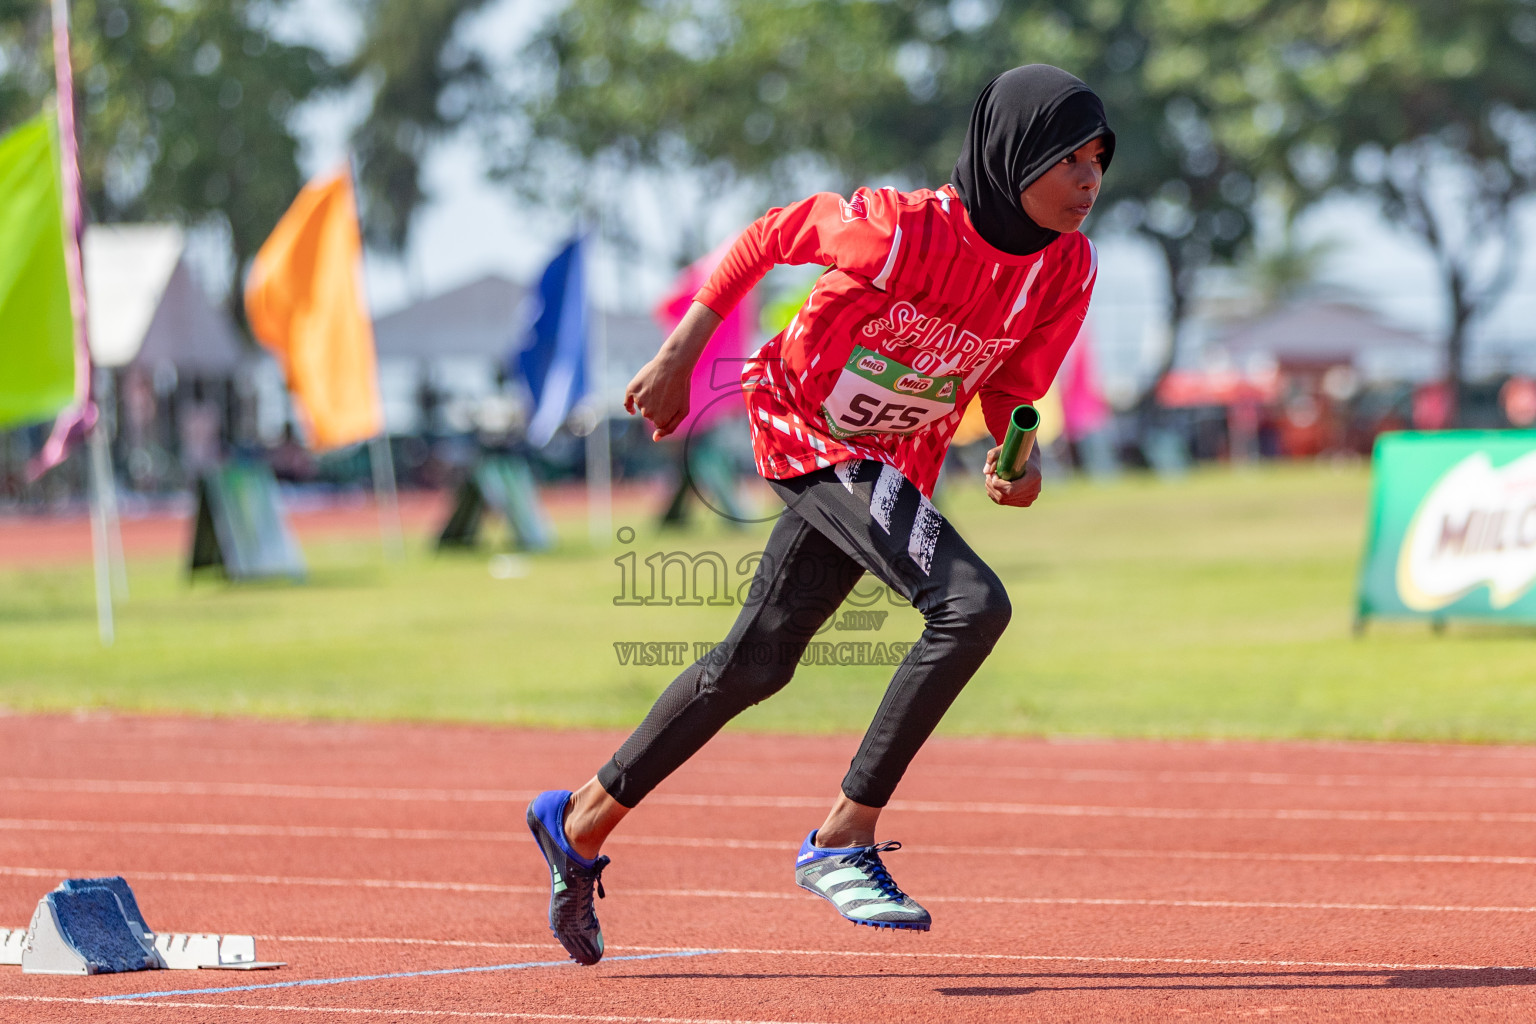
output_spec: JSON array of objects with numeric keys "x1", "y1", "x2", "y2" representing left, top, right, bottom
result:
[
  {"x1": 1061, "y1": 324, "x2": 1110, "y2": 441},
  {"x1": 655, "y1": 239, "x2": 755, "y2": 438}
]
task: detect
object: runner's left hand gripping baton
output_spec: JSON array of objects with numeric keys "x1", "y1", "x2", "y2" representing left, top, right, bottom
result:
[{"x1": 994, "y1": 403, "x2": 1041, "y2": 482}]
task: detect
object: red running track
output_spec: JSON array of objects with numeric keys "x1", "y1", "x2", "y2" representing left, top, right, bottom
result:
[
  {"x1": 0, "y1": 482, "x2": 678, "y2": 567},
  {"x1": 2, "y1": 714, "x2": 1536, "y2": 1022}
]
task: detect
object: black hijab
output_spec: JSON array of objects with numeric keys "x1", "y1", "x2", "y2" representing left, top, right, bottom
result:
[{"x1": 952, "y1": 65, "x2": 1116, "y2": 256}]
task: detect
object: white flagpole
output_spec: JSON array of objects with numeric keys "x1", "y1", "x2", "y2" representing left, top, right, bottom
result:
[
  {"x1": 345, "y1": 153, "x2": 404, "y2": 561},
  {"x1": 52, "y1": 0, "x2": 114, "y2": 643},
  {"x1": 87, "y1": 417, "x2": 115, "y2": 645},
  {"x1": 370, "y1": 434, "x2": 404, "y2": 561},
  {"x1": 586, "y1": 230, "x2": 612, "y2": 549},
  {"x1": 96, "y1": 369, "x2": 128, "y2": 598}
]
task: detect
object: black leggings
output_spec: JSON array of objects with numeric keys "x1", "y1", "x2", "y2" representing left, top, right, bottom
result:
[{"x1": 597, "y1": 459, "x2": 1012, "y2": 808}]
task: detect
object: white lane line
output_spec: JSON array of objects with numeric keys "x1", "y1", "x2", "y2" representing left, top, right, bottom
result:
[
  {"x1": 254, "y1": 937, "x2": 714, "y2": 956},
  {"x1": 11, "y1": 778, "x2": 1536, "y2": 822},
  {"x1": 0, "y1": 996, "x2": 835, "y2": 1024},
  {"x1": 702, "y1": 760, "x2": 1536, "y2": 791},
  {"x1": 0, "y1": 864, "x2": 535, "y2": 894},
  {"x1": 929, "y1": 738, "x2": 1536, "y2": 762},
  {"x1": 617, "y1": 835, "x2": 1536, "y2": 868},
  {"x1": 1078, "y1": 738, "x2": 1536, "y2": 761},
  {"x1": 139, "y1": 938, "x2": 1536, "y2": 974},
  {"x1": 0, "y1": 818, "x2": 519, "y2": 842},
  {"x1": 651, "y1": 794, "x2": 1536, "y2": 824},
  {"x1": 8, "y1": 819, "x2": 1536, "y2": 868},
  {"x1": 0, "y1": 777, "x2": 538, "y2": 802},
  {"x1": 4, "y1": 865, "x2": 1536, "y2": 916},
  {"x1": 658, "y1": 945, "x2": 1536, "y2": 973},
  {"x1": 943, "y1": 896, "x2": 1536, "y2": 914}
]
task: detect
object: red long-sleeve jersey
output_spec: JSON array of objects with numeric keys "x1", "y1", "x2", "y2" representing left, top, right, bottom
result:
[{"x1": 695, "y1": 183, "x2": 1098, "y2": 498}]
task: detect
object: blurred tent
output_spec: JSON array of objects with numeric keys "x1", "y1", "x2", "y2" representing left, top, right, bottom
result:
[
  {"x1": 599, "y1": 312, "x2": 667, "y2": 408},
  {"x1": 373, "y1": 271, "x2": 663, "y2": 380},
  {"x1": 1213, "y1": 300, "x2": 1437, "y2": 384},
  {"x1": 1209, "y1": 300, "x2": 1438, "y2": 458},
  {"x1": 85, "y1": 225, "x2": 246, "y2": 377},
  {"x1": 80, "y1": 224, "x2": 255, "y2": 485},
  {"x1": 370, "y1": 272, "x2": 663, "y2": 445},
  {"x1": 373, "y1": 274, "x2": 525, "y2": 438},
  {"x1": 374, "y1": 274, "x2": 527, "y2": 361},
  {"x1": 1157, "y1": 368, "x2": 1282, "y2": 407}
]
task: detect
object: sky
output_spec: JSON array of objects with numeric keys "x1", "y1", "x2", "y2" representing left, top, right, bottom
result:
[{"x1": 284, "y1": 0, "x2": 1536, "y2": 397}]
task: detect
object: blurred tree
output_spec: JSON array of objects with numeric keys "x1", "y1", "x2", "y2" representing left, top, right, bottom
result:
[
  {"x1": 1247, "y1": 0, "x2": 1536, "y2": 424},
  {"x1": 1242, "y1": 231, "x2": 1338, "y2": 312},
  {"x1": 0, "y1": 3, "x2": 53, "y2": 128},
  {"x1": 347, "y1": 0, "x2": 495, "y2": 253},
  {"x1": 484, "y1": 0, "x2": 1276, "y2": 410},
  {"x1": 0, "y1": 0, "x2": 334, "y2": 315},
  {"x1": 349, "y1": 0, "x2": 1536, "y2": 421}
]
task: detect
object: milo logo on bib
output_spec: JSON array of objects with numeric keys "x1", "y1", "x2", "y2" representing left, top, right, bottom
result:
[{"x1": 821, "y1": 346, "x2": 961, "y2": 440}]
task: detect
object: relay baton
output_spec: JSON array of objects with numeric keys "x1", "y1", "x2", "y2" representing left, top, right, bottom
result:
[{"x1": 994, "y1": 403, "x2": 1041, "y2": 482}]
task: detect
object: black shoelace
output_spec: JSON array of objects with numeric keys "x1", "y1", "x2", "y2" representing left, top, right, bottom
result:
[
  {"x1": 848, "y1": 841, "x2": 906, "y2": 901},
  {"x1": 579, "y1": 855, "x2": 610, "y2": 925}
]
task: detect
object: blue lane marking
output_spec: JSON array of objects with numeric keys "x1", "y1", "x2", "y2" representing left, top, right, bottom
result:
[{"x1": 97, "y1": 949, "x2": 721, "y2": 1002}]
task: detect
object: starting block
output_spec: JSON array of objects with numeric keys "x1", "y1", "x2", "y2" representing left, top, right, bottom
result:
[
  {"x1": 22, "y1": 885, "x2": 158, "y2": 975},
  {"x1": 59, "y1": 876, "x2": 154, "y2": 950},
  {"x1": 0, "y1": 928, "x2": 26, "y2": 966},
  {"x1": 3, "y1": 876, "x2": 282, "y2": 974},
  {"x1": 153, "y1": 932, "x2": 276, "y2": 970}
]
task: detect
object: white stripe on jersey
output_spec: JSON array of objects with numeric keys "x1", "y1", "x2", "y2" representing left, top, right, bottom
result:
[
  {"x1": 871, "y1": 226, "x2": 904, "y2": 292},
  {"x1": 1004, "y1": 261, "x2": 1043, "y2": 331}
]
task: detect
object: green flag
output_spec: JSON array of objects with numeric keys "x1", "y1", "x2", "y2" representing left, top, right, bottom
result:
[{"x1": 0, "y1": 114, "x2": 75, "y2": 430}]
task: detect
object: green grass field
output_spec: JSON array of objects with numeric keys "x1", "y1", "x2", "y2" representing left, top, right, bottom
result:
[{"x1": 2, "y1": 463, "x2": 1532, "y2": 742}]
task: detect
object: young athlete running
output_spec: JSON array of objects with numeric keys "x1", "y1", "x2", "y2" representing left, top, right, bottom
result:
[{"x1": 527, "y1": 64, "x2": 1113, "y2": 964}]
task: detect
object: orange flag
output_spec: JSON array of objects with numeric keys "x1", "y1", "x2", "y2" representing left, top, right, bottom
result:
[{"x1": 245, "y1": 166, "x2": 382, "y2": 450}]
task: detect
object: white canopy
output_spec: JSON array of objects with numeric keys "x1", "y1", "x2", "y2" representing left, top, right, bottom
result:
[
  {"x1": 374, "y1": 274, "x2": 528, "y2": 361},
  {"x1": 84, "y1": 224, "x2": 184, "y2": 368},
  {"x1": 83, "y1": 224, "x2": 247, "y2": 375}
]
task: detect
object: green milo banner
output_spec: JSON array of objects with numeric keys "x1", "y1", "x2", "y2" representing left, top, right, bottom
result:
[{"x1": 1357, "y1": 431, "x2": 1536, "y2": 626}]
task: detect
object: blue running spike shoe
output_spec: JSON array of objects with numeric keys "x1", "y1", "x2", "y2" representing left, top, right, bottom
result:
[
  {"x1": 526, "y1": 790, "x2": 610, "y2": 965},
  {"x1": 794, "y1": 830, "x2": 931, "y2": 931}
]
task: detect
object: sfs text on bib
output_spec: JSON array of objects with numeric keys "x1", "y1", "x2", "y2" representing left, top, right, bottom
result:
[{"x1": 820, "y1": 346, "x2": 960, "y2": 440}]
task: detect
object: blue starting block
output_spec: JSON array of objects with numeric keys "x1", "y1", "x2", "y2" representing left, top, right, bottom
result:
[
  {"x1": 21, "y1": 881, "x2": 157, "y2": 975},
  {"x1": 58, "y1": 876, "x2": 155, "y2": 950},
  {"x1": 0, "y1": 875, "x2": 283, "y2": 975}
]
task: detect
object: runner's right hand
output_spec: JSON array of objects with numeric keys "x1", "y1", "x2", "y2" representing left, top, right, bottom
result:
[
  {"x1": 626, "y1": 301, "x2": 722, "y2": 441},
  {"x1": 625, "y1": 356, "x2": 691, "y2": 441}
]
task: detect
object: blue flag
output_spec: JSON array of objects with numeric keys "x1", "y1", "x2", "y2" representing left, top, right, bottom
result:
[{"x1": 515, "y1": 237, "x2": 588, "y2": 447}]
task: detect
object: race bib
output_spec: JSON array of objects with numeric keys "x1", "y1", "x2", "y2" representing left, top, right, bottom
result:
[{"x1": 820, "y1": 346, "x2": 960, "y2": 440}]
